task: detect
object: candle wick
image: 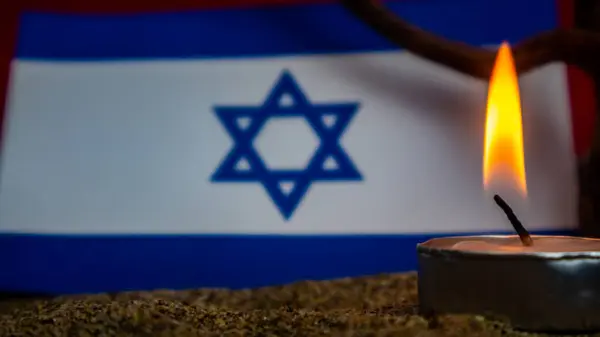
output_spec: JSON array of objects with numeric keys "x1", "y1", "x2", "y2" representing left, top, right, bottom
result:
[{"x1": 493, "y1": 194, "x2": 533, "y2": 246}]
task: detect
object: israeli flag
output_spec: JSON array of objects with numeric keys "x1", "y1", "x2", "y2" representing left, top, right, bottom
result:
[{"x1": 0, "y1": 0, "x2": 580, "y2": 294}]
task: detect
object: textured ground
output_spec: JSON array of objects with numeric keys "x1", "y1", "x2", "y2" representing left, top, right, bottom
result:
[{"x1": 0, "y1": 272, "x2": 594, "y2": 336}]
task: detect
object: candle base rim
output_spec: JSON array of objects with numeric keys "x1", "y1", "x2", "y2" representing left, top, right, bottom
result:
[{"x1": 417, "y1": 234, "x2": 600, "y2": 258}]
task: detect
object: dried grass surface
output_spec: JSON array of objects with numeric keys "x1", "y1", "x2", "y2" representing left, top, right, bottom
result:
[{"x1": 0, "y1": 272, "x2": 594, "y2": 336}]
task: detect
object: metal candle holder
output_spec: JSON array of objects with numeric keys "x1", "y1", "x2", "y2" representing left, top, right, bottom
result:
[
  {"x1": 418, "y1": 194, "x2": 600, "y2": 332},
  {"x1": 417, "y1": 235, "x2": 600, "y2": 332}
]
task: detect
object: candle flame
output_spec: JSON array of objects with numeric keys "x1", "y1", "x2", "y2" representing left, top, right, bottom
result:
[{"x1": 483, "y1": 42, "x2": 527, "y2": 196}]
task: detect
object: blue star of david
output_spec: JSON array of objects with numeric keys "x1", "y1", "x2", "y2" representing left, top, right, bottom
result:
[{"x1": 210, "y1": 70, "x2": 363, "y2": 220}]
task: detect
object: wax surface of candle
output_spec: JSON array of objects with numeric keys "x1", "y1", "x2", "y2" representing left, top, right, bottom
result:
[{"x1": 451, "y1": 237, "x2": 600, "y2": 253}]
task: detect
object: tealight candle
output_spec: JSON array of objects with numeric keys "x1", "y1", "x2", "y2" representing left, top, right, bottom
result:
[
  {"x1": 417, "y1": 234, "x2": 600, "y2": 332},
  {"x1": 416, "y1": 43, "x2": 600, "y2": 332}
]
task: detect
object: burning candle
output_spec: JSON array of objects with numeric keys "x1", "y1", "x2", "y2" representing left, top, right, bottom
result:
[
  {"x1": 480, "y1": 42, "x2": 536, "y2": 247},
  {"x1": 417, "y1": 42, "x2": 600, "y2": 332}
]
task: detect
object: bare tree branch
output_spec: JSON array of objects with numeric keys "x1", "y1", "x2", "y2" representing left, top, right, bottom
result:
[{"x1": 341, "y1": 0, "x2": 600, "y2": 79}]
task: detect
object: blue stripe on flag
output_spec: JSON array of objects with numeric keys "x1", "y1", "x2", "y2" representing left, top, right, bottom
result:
[
  {"x1": 16, "y1": 0, "x2": 558, "y2": 60},
  {"x1": 0, "y1": 230, "x2": 576, "y2": 294}
]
